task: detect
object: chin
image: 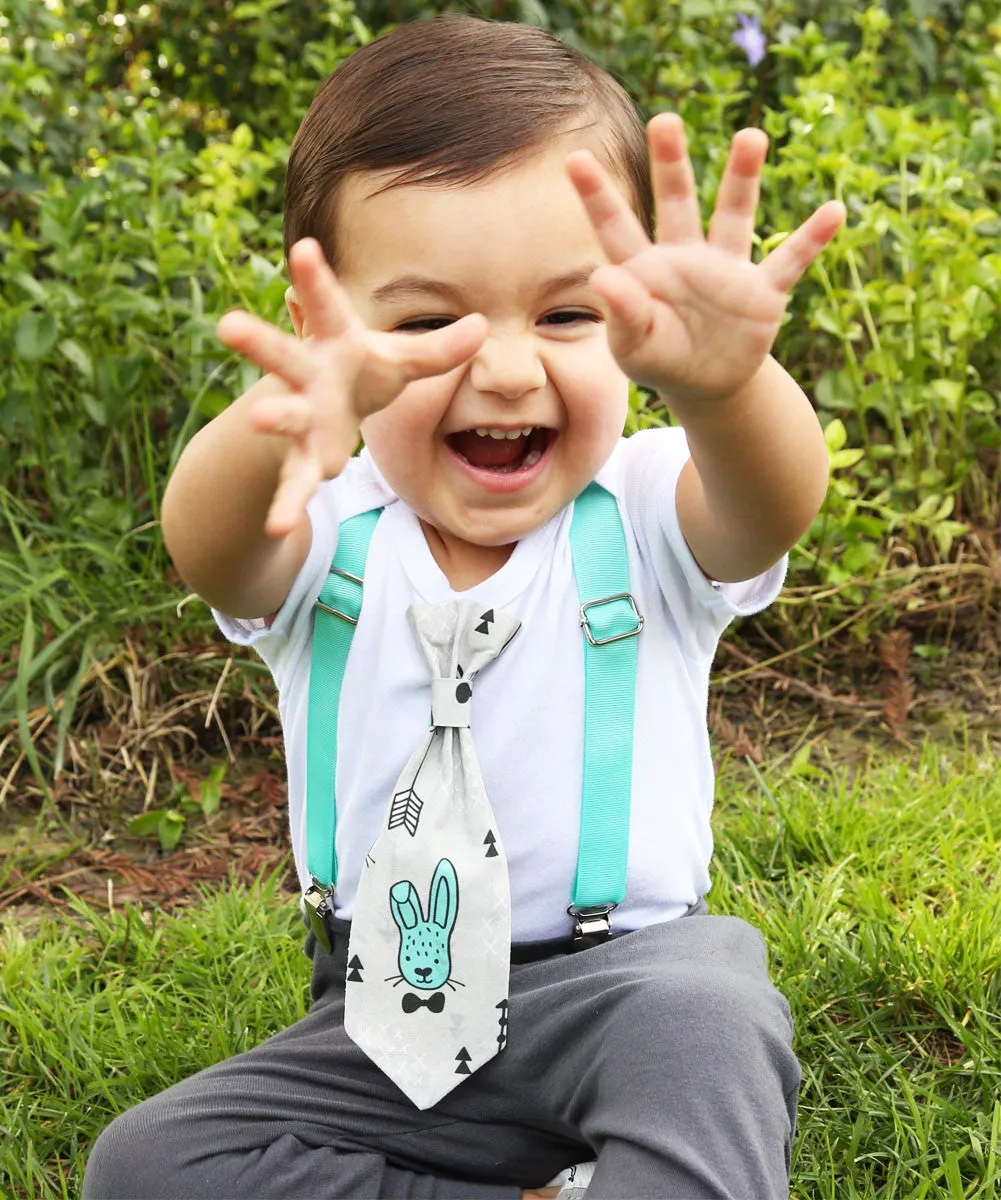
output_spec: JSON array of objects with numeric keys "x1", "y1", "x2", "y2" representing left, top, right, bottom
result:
[{"x1": 441, "y1": 501, "x2": 551, "y2": 546}]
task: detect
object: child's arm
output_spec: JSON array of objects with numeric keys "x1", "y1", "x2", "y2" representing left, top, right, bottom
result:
[
  {"x1": 162, "y1": 240, "x2": 487, "y2": 618},
  {"x1": 566, "y1": 115, "x2": 843, "y2": 582},
  {"x1": 673, "y1": 354, "x2": 830, "y2": 582},
  {"x1": 161, "y1": 372, "x2": 318, "y2": 618}
]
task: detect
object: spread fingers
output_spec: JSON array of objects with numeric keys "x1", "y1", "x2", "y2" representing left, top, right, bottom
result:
[
  {"x1": 266, "y1": 448, "x2": 324, "y2": 538},
  {"x1": 760, "y1": 200, "x2": 847, "y2": 292},
  {"x1": 565, "y1": 149, "x2": 651, "y2": 264},
  {"x1": 217, "y1": 310, "x2": 316, "y2": 392},
  {"x1": 648, "y1": 114, "x2": 703, "y2": 245},
  {"x1": 707, "y1": 128, "x2": 769, "y2": 258},
  {"x1": 250, "y1": 394, "x2": 316, "y2": 438},
  {"x1": 287, "y1": 238, "x2": 356, "y2": 340}
]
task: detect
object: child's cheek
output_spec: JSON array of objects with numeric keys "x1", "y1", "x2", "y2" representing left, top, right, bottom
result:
[
  {"x1": 570, "y1": 377, "x2": 630, "y2": 450},
  {"x1": 360, "y1": 377, "x2": 450, "y2": 484}
]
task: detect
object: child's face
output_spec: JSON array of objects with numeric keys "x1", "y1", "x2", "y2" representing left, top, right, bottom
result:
[{"x1": 308, "y1": 136, "x2": 632, "y2": 550}]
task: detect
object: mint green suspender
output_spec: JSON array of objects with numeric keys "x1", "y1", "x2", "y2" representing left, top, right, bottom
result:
[{"x1": 304, "y1": 483, "x2": 643, "y2": 954}]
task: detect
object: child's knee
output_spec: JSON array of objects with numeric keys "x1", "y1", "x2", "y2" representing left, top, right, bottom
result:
[
  {"x1": 82, "y1": 1100, "x2": 179, "y2": 1200},
  {"x1": 602, "y1": 921, "x2": 799, "y2": 1100}
]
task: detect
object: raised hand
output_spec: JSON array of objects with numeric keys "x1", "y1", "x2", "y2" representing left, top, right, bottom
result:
[
  {"x1": 216, "y1": 238, "x2": 487, "y2": 537},
  {"x1": 565, "y1": 114, "x2": 845, "y2": 409}
]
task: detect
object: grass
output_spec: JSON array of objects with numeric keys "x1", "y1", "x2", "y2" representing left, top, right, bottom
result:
[{"x1": 2, "y1": 739, "x2": 1001, "y2": 1199}]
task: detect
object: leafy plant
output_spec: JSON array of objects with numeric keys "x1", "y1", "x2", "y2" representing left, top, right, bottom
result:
[
  {"x1": 126, "y1": 763, "x2": 228, "y2": 851},
  {"x1": 1, "y1": 0, "x2": 998, "y2": 749}
]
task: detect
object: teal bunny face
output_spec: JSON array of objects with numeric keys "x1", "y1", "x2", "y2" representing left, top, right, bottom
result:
[{"x1": 389, "y1": 858, "x2": 458, "y2": 990}]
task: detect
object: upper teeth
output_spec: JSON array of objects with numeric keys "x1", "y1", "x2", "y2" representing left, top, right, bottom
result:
[{"x1": 473, "y1": 427, "x2": 535, "y2": 439}]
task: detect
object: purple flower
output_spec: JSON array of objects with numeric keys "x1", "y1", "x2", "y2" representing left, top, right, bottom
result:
[{"x1": 732, "y1": 14, "x2": 767, "y2": 68}]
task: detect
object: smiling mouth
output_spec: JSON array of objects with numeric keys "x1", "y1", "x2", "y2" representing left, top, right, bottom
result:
[{"x1": 444, "y1": 426, "x2": 554, "y2": 473}]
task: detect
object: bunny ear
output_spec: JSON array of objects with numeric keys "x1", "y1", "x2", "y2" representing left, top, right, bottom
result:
[
  {"x1": 389, "y1": 880, "x2": 423, "y2": 931},
  {"x1": 429, "y1": 858, "x2": 459, "y2": 934}
]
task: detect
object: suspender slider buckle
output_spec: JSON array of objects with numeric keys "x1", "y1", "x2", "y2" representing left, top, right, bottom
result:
[
  {"x1": 579, "y1": 593, "x2": 644, "y2": 646},
  {"x1": 304, "y1": 881, "x2": 335, "y2": 955},
  {"x1": 567, "y1": 903, "x2": 616, "y2": 950}
]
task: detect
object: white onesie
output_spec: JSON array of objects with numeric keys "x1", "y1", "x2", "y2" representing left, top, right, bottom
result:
[{"x1": 213, "y1": 426, "x2": 785, "y2": 942}]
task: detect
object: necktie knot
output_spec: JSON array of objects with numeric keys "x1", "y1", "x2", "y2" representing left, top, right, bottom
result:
[
  {"x1": 408, "y1": 601, "x2": 521, "y2": 684},
  {"x1": 431, "y1": 677, "x2": 473, "y2": 728}
]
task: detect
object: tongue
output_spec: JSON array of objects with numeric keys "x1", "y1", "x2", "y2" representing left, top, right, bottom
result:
[{"x1": 449, "y1": 431, "x2": 527, "y2": 469}]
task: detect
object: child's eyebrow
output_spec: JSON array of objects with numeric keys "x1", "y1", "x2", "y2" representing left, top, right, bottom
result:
[{"x1": 370, "y1": 266, "x2": 600, "y2": 306}]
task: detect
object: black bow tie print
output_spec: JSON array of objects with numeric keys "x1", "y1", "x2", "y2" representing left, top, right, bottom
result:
[{"x1": 402, "y1": 991, "x2": 445, "y2": 1014}]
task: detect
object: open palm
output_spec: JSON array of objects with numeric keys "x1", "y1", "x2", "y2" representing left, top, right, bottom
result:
[
  {"x1": 216, "y1": 239, "x2": 486, "y2": 537},
  {"x1": 565, "y1": 115, "x2": 845, "y2": 408}
]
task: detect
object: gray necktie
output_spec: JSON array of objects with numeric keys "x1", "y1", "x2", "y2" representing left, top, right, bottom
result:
[{"x1": 343, "y1": 599, "x2": 521, "y2": 1110}]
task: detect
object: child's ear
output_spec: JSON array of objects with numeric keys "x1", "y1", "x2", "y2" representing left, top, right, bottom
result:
[{"x1": 285, "y1": 285, "x2": 308, "y2": 339}]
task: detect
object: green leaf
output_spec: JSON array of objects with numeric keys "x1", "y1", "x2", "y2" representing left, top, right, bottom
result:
[
  {"x1": 58, "y1": 339, "x2": 94, "y2": 383},
  {"x1": 814, "y1": 370, "x2": 853, "y2": 410},
  {"x1": 824, "y1": 419, "x2": 847, "y2": 454},
  {"x1": 80, "y1": 393, "x2": 108, "y2": 426},
  {"x1": 829, "y1": 448, "x2": 865, "y2": 471},
  {"x1": 128, "y1": 811, "x2": 165, "y2": 837},
  {"x1": 199, "y1": 762, "x2": 228, "y2": 817},
  {"x1": 158, "y1": 811, "x2": 186, "y2": 852},
  {"x1": 788, "y1": 743, "x2": 821, "y2": 778},
  {"x1": 15, "y1": 311, "x2": 59, "y2": 360},
  {"x1": 12, "y1": 272, "x2": 48, "y2": 304}
]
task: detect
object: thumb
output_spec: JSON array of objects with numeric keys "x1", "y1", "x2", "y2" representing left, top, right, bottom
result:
[{"x1": 590, "y1": 265, "x2": 655, "y2": 361}]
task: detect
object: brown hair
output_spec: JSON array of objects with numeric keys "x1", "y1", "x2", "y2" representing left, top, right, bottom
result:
[{"x1": 283, "y1": 13, "x2": 653, "y2": 276}]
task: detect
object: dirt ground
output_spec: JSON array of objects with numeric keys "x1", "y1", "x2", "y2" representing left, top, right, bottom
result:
[{"x1": 2, "y1": 628, "x2": 998, "y2": 938}]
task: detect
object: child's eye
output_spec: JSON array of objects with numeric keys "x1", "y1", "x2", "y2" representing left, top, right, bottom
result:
[
  {"x1": 394, "y1": 311, "x2": 600, "y2": 333},
  {"x1": 395, "y1": 317, "x2": 454, "y2": 333},
  {"x1": 542, "y1": 310, "x2": 601, "y2": 327}
]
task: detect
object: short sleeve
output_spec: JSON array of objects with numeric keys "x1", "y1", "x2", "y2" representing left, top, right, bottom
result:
[
  {"x1": 618, "y1": 427, "x2": 786, "y2": 660},
  {"x1": 211, "y1": 485, "x2": 339, "y2": 684}
]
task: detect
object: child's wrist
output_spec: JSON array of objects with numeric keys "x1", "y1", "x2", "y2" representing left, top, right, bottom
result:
[{"x1": 658, "y1": 358, "x2": 771, "y2": 428}]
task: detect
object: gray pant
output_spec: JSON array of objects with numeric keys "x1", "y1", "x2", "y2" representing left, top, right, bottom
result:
[{"x1": 82, "y1": 905, "x2": 799, "y2": 1199}]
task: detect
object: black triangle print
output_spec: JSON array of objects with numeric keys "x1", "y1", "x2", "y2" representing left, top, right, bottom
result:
[
  {"x1": 475, "y1": 608, "x2": 495, "y2": 635},
  {"x1": 484, "y1": 830, "x2": 498, "y2": 857},
  {"x1": 455, "y1": 1046, "x2": 472, "y2": 1074},
  {"x1": 346, "y1": 954, "x2": 364, "y2": 982}
]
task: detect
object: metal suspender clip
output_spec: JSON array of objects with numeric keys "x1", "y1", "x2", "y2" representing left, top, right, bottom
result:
[
  {"x1": 567, "y1": 903, "x2": 616, "y2": 950},
  {"x1": 315, "y1": 567, "x2": 364, "y2": 626},
  {"x1": 578, "y1": 593, "x2": 644, "y2": 646},
  {"x1": 304, "y1": 879, "x2": 335, "y2": 956}
]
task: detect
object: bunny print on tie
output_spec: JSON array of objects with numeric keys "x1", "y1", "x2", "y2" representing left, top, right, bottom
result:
[{"x1": 389, "y1": 858, "x2": 458, "y2": 998}]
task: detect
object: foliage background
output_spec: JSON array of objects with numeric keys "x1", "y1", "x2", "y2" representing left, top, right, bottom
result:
[{"x1": 1, "y1": 0, "x2": 999, "y2": 745}]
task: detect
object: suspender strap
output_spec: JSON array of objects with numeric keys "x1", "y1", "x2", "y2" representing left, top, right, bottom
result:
[
  {"x1": 305, "y1": 484, "x2": 642, "y2": 949},
  {"x1": 306, "y1": 508, "x2": 382, "y2": 891},
  {"x1": 567, "y1": 482, "x2": 643, "y2": 918}
]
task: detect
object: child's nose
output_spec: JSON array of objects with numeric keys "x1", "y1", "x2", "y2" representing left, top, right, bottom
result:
[{"x1": 469, "y1": 333, "x2": 546, "y2": 399}]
